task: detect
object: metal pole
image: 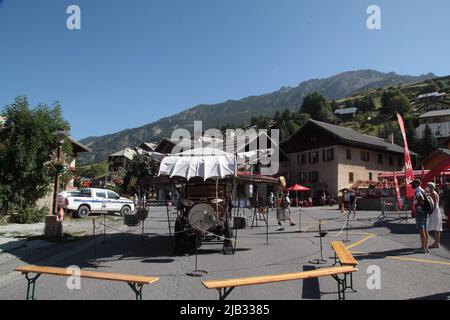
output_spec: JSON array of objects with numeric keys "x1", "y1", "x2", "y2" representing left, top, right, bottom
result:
[
  {"x1": 142, "y1": 220, "x2": 145, "y2": 244},
  {"x1": 194, "y1": 235, "x2": 198, "y2": 271},
  {"x1": 166, "y1": 197, "x2": 172, "y2": 237},
  {"x1": 345, "y1": 211, "x2": 350, "y2": 242},
  {"x1": 319, "y1": 223, "x2": 324, "y2": 261},
  {"x1": 299, "y1": 207, "x2": 302, "y2": 232},
  {"x1": 265, "y1": 207, "x2": 269, "y2": 245},
  {"x1": 102, "y1": 213, "x2": 106, "y2": 243},
  {"x1": 92, "y1": 218, "x2": 96, "y2": 260},
  {"x1": 255, "y1": 185, "x2": 259, "y2": 227},
  {"x1": 52, "y1": 146, "x2": 62, "y2": 216},
  {"x1": 234, "y1": 183, "x2": 240, "y2": 250}
]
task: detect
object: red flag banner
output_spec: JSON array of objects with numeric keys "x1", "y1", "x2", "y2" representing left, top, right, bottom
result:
[
  {"x1": 397, "y1": 113, "x2": 415, "y2": 198},
  {"x1": 393, "y1": 171, "x2": 403, "y2": 210}
]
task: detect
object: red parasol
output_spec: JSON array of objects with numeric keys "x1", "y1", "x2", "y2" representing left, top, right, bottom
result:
[
  {"x1": 285, "y1": 184, "x2": 311, "y2": 207},
  {"x1": 285, "y1": 184, "x2": 311, "y2": 192}
]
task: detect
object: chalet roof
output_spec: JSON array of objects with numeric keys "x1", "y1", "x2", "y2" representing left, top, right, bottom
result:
[
  {"x1": 417, "y1": 92, "x2": 446, "y2": 99},
  {"x1": 155, "y1": 132, "x2": 288, "y2": 161},
  {"x1": 415, "y1": 100, "x2": 450, "y2": 113},
  {"x1": 334, "y1": 107, "x2": 358, "y2": 115},
  {"x1": 423, "y1": 148, "x2": 450, "y2": 165},
  {"x1": 419, "y1": 109, "x2": 450, "y2": 119},
  {"x1": 282, "y1": 120, "x2": 416, "y2": 156},
  {"x1": 68, "y1": 137, "x2": 92, "y2": 153},
  {"x1": 440, "y1": 148, "x2": 450, "y2": 156},
  {"x1": 109, "y1": 147, "x2": 137, "y2": 160},
  {"x1": 140, "y1": 142, "x2": 157, "y2": 151}
]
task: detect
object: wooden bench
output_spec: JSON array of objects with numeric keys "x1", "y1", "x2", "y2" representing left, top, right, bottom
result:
[
  {"x1": 331, "y1": 241, "x2": 358, "y2": 292},
  {"x1": 15, "y1": 265, "x2": 159, "y2": 300},
  {"x1": 202, "y1": 265, "x2": 357, "y2": 300}
]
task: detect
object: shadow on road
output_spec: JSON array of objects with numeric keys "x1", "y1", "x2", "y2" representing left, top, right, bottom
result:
[
  {"x1": 352, "y1": 248, "x2": 419, "y2": 261},
  {"x1": 409, "y1": 291, "x2": 450, "y2": 300}
]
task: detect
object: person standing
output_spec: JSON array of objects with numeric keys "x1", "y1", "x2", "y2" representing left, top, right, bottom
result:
[
  {"x1": 342, "y1": 189, "x2": 350, "y2": 213},
  {"x1": 427, "y1": 182, "x2": 442, "y2": 249},
  {"x1": 321, "y1": 192, "x2": 326, "y2": 206},
  {"x1": 349, "y1": 189, "x2": 357, "y2": 219},
  {"x1": 411, "y1": 179, "x2": 429, "y2": 253},
  {"x1": 277, "y1": 191, "x2": 295, "y2": 227},
  {"x1": 269, "y1": 192, "x2": 275, "y2": 211}
]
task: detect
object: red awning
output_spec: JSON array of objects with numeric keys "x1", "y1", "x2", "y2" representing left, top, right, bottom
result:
[
  {"x1": 285, "y1": 184, "x2": 311, "y2": 192},
  {"x1": 378, "y1": 170, "x2": 450, "y2": 179}
]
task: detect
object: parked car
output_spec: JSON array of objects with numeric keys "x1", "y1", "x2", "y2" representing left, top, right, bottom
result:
[{"x1": 59, "y1": 188, "x2": 134, "y2": 218}]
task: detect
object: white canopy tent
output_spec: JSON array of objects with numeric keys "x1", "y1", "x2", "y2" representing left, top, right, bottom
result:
[{"x1": 158, "y1": 148, "x2": 237, "y2": 181}]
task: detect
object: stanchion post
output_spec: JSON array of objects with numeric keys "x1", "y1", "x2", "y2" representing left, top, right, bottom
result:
[
  {"x1": 166, "y1": 200, "x2": 172, "y2": 238},
  {"x1": 299, "y1": 207, "x2": 302, "y2": 233},
  {"x1": 344, "y1": 211, "x2": 350, "y2": 243},
  {"x1": 102, "y1": 214, "x2": 106, "y2": 243},
  {"x1": 405, "y1": 197, "x2": 409, "y2": 223},
  {"x1": 186, "y1": 228, "x2": 208, "y2": 277},
  {"x1": 142, "y1": 220, "x2": 145, "y2": 244},
  {"x1": 92, "y1": 218, "x2": 96, "y2": 261},
  {"x1": 309, "y1": 220, "x2": 327, "y2": 264}
]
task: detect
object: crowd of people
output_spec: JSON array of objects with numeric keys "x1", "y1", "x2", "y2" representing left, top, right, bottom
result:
[{"x1": 265, "y1": 181, "x2": 444, "y2": 252}]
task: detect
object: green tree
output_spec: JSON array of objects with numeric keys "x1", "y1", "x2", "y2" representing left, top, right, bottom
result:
[
  {"x1": 380, "y1": 90, "x2": 412, "y2": 117},
  {"x1": 436, "y1": 80, "x2": 446, "y2": 90},
  {"x1": 416, "y1": 125, "x2": 438, "y2": 161},
  {"x1": 301, "y1": 92, "x2": 335, "y2": 123},
  {"x1": 358, "y1": 96, "x2": 377, "y2": 113},
  {"x1": 296, "y1": 113, "x2": 311, "y2": 128},
  {"x1": 250, "y1": 115, "x2": 270, "y2": 130},
  {"x1": 0, "y1": 96, "x2": 71, "y2": 216},
  {"x1": 380, "y1": 89, "x2": 401, "y2": 110},
  {"x1": 330, "y1": 100, "x2": 339, "y2": 112},
  {"x1": 77, "y1": 162, "x2": 108, "y2": 179},
  {"x1": 123, "y1": 153, "x2": 158, "y2": 196},
  {"x1": 420, "y1": 81, "x2": 439, "y2": 94},
  {"x1": 389, "y1": 95, "x2": 412, "y2": 116}
]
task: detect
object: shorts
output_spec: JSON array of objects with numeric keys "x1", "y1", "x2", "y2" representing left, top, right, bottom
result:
[{"x1": 415, "y1": 211, "x2": 428, "y2": 230}]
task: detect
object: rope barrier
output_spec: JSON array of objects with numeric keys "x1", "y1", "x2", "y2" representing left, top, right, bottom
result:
[
  {"x1": 331, "y1": 214, "x2": 350, "y2": 237},
  {"x1": 90, "y1": 206, "x2": 354, "y2": 249}
]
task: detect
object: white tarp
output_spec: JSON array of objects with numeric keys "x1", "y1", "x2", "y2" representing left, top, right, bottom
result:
[{"x1": 158, "y1": 148, "x2": 236, "y2": 181}]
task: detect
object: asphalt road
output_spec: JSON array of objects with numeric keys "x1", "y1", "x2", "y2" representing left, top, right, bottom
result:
[{"x1": 1, "y1": 206, "x2": 449, "y2": 300}]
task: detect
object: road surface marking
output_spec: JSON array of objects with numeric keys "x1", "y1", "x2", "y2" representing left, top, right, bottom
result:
[
  {"x1": 351, "y1": 250, "x2": 450, "y2": 266},
  {"x1": 346, "y1": 233, "x2": 376, "y2": 250}
]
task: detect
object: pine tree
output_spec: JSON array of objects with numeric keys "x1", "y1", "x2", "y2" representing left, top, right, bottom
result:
[{"x1": 418, "y1": 125, "x2": 438, "y2": 160}]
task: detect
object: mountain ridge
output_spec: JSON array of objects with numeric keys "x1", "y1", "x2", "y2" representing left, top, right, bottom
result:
[{"x1": 79, "y1": 69, "x2": 436, "y2": 164}]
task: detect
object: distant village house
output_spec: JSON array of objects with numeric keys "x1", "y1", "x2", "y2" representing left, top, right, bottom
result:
[
  {"x1": 334, "y1": 107, "x2": 358, "y2": 121},
  {"x1": 416, "y1": 109, "x2": 450, "y2": 140},
  {"x1": 108, "y1": 148, "x2": 137, "y2": 180}
]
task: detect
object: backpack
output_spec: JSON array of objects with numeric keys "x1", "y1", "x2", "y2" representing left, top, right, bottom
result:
[{"x1": 419, "y1": 190, "x2": 435, "y2": 215}]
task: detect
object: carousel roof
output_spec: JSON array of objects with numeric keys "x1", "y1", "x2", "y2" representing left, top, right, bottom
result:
[{"x1": 158, "y1": 148, "x2": 236, "y2": 181}]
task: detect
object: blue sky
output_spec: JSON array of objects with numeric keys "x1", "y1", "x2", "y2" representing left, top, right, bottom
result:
[{"x1": 1, "y1": 0, "x2": 450, "y2": 140}]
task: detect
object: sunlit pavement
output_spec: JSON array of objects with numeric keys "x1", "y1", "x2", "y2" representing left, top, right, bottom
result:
[{"x1": 1, "y1": 206, "x2": 450, "y2": 300}]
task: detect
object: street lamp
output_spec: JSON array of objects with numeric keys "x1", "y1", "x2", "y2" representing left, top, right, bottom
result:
[{"x1": 51, "y1": 129, "x2": 68, "y2": 216}]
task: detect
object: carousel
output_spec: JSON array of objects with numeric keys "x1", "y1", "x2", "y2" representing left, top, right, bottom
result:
[{"x1": 149, "y1": 147, "x2": 282, "y2": 255}]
